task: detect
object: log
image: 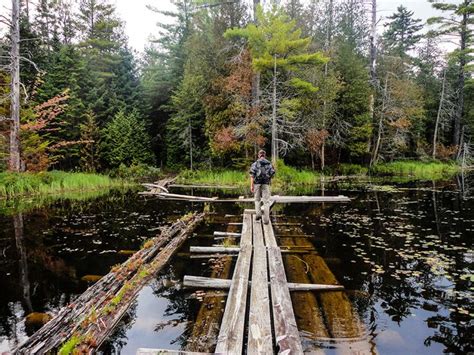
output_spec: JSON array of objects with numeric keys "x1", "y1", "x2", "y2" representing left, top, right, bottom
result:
[
  {"x1": 215, "y1": 213, "x2": 252, "y2": 354},
  {"x1": 183, "y1": 276, "x2": 344, "y2": 292},
  {"x1": 213, "y1": 231, "x2": 241, "y2": 237},
  {"x1": 186, "y1": 223, "x2": 240, "y2": 352},
  {"x1": 137, "y1": 349, "x2": 211, "y2": 355},
  {"x1": 248, "y1": 216, "x2": 273, "y2": 354},
  {"x1": 190, "y1": 246, "x2": 240, "y2": 253},
  {"x1": 142, "y1": 183, "x2": 169, "y2": 193},
  {"x1": 16, "y1": 213, "x2": 204, "y2": 354}
]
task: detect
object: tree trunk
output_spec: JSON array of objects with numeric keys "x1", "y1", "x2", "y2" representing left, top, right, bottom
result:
[
  {"x1": 368, "y1": 0, "x2": 377, "y2": 157},
  {"x1": 453, "y1": 4, "x2": 467, "y2": 149},
  {"x1": 188, "y1": 118, "x2": 193, "y2": 171},
  {"x1": 9, "y1": 0, "x2": 21, "y2": 172},
  {"x1": 271, "y1": 55, "x2": 278, "y2": 165},
  {"x1": 371, "y1": 73, "x2": 388, "y2": 166},
  {"x1": 433, "y1": 69, "x2": 446, "y2": 159}
]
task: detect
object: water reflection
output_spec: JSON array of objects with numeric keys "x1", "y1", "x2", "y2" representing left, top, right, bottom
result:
[{"x1": 0, "y1": 176, "x2": 473, "y2": 354}]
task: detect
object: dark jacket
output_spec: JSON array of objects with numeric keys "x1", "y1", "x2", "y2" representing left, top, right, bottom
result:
[{"x1": 250, "y1": 158, "x2": 275, "y2": 185}]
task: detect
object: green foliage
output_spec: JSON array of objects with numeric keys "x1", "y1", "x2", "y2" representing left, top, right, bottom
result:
[
  {"x1": 110, "y1": 163, "x2": 162, "y2": 181},
  {"x1": 101, "y1": 110, "x2": 153, "y2": 168},
  {"x1": 382, "y1": 5, "x2": 423, "y2": 57},
  {"x1": 58, "y1": 336, "x2": 81, "y2": 355},
  {"x1": 80, "y1": 110, "x2": 101, "y2": 172}
]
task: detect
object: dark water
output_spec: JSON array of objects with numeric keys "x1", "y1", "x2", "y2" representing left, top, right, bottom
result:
[{"x1": 0, "y1": 177, "x2": 473, "y2": 354}]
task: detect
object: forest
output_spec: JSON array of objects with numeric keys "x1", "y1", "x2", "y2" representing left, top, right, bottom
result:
[{"x1": 0, "y1": 0, "x2": 473, "y2": 176}]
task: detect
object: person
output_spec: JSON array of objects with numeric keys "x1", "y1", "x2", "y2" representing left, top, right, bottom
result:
[{"x1": 249, "y1": 150, "x2": 275, "y2": 224}]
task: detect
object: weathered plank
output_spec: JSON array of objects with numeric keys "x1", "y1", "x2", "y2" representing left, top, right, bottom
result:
[
  {"x1": 215, "y1": 212, "x2": 252, "y2": 354},
  {"x1": 137, "y1": 349, "x2": 211, "y2": 355},
  {"x1": 183, "y1": 275, "x2": 344, "y2": 292},
  {"x1": 190, "y1": 246, "x2": 240, "y2": 253},
  {"x1": 183, "y1": 275, "x2": 231, "y2": 289},
  {"x1": 263, "y1": 221, "x2": 304, "y2": 354},
  {"x1": 248, "y1": 216, "x2": 273, "y2": 354},
  {"x1": 213, "y1": 231, "x2": 241, "y2": 237}
]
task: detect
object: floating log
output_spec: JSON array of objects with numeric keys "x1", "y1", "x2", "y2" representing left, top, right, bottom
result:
[
  {"x1": 142, "y1": 183, "x2": 169, "y2": 193},
  {"x1": 190, "y1": 246, "x2": 240, "y2": 253},
  {"x1": 16, "y1": 213, "x2": 204, "y2": 354},
  {"x1": 169, "y1": 184, "x2": 238, "y2": 189},
  {"x1": 183, "y1": 275, "x2": 344, "y2": 292},
  {"x1": 213, "y1": 231, "x2": 241, "y2": 237},
  {"x1": 186, "y1": 223, "x2": 240, "y2": 352},
  {"x1": 137, "y1": 349, "x2": 211, "y2": 355}
]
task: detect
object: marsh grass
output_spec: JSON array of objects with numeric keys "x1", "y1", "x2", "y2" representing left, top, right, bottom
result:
[
  {"x1": 0, "y1": 171, "x2": 127, "y2": 199},
  {"x1": 370, "y1": 161, "x2": 460, "y2": 180},
  {"x1": 178, "y1": 160, "x2": 321, "y2": 188}
]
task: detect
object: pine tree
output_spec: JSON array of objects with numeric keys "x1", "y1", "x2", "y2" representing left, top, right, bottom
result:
[
  {"x1": 80, "y1": 110, "x2": 100, "y2": 172},
  {"x1": 383, "y1": 5, "x2": 423, "y2": 58},
  {"x1": 428, "y1": 0, "x2": 473, "y2": 148},
  {"x1": 101, "y1": 110, "x2": 153, "y2": 168},
  {"x1": 225, "y1": 5, "x2": 328, "y2": 164}
]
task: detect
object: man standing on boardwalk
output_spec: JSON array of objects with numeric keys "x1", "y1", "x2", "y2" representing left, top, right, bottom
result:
[{"x1": 250, "y1": 150, "x2": 275, "y2": 224}]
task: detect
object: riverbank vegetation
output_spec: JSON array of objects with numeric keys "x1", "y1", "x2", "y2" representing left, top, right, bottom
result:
[
  {"x1": 0, "y1": 171, "x2": 126, "y2": 199},
  {"x1": 178, "y1": 160, "x2": 460, "y2": 188},
  {"x1": 0, "y1": 1, "x2": 472, "y2": 179}
]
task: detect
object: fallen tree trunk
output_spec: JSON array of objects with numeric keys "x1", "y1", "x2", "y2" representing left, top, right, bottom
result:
[{"x1": 16, "y1": 212, "x2": 204, "y2": 354}]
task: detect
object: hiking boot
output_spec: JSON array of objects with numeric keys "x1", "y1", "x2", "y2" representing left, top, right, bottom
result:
[
  {"x1": 263, "y1": 216, "x2": 269, "y2": 224},
  {"x1": 255, "y1": 214, "x2": 262, "y2": 221}
]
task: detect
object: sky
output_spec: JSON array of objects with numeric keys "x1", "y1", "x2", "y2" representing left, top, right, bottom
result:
[{"x1": 0, "y1": 0, "x2": 458, "y2": 52}]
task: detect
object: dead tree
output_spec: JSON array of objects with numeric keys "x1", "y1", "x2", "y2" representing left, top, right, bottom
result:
[
  {"x1": 432, "y1": 69, "x2": 446, "y2": 159},
  {"x1": 9, "y1": 0, "x2": 21, "y2": 171},
  {"x1": 368, "y1": 0, "x2": 377, "y2": 165}
]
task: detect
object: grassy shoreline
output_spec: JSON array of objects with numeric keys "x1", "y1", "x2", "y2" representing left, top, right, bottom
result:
[
  {"x1": 0, "y1": 171, "x2": 128, "y2": 199},
  {"x1": 177, "y1": 160, "x2": 462, "y2": 187}
]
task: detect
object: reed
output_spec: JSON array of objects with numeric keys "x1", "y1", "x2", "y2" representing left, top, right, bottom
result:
[{"x1": 0, "y1": 171, "x2": 127, "y2": 199}]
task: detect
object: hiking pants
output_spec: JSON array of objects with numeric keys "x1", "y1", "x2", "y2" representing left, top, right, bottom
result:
[{"x1": 254, "y1": 184, "x2": 270, "y2": 221}]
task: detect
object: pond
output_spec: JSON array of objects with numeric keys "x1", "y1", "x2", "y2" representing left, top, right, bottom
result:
[{"x1": 0, "y1": 175, "x2": 472, "y2": 354}]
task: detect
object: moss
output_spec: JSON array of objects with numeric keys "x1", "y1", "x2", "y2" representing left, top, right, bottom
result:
[{"x1": 58, "y1": 336, "x2": 81, "y2": 355}]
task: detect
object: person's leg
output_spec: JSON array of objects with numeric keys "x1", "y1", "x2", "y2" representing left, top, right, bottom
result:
[
  {"x1": 254, "y1": 184, "x2": 262, "y2": 219},
  {"x1": 262, "y1": 184, "x2": 271, "y2": 224}
]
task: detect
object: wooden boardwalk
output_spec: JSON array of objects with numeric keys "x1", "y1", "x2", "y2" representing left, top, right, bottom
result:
[{"x1": 139, "y1": 209, "x2": 346, "y2": 355}]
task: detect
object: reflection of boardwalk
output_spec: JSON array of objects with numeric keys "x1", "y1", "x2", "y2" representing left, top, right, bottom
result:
[{"x1": 140, "y1": 209, "x2": 348, "y2": 354}]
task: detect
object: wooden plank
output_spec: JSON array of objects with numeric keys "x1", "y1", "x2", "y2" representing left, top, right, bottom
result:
[
  {"x1": 189, "y1": 246, "x2": 240, "y2": 253},
  {"x1": 183, "y1": 276, "x2": 344, "y2": 292},
  {"x1": 213, "y1": 231, "x2": 241, "y2": 237},
  {"x1": 136, "y1": 349, "x2": 211, "y2": 355},
  {"x1": 263, "y1": 221, "x2": 303, "y2": 354},
  {"x1": 248, "y1": 216, "x2": 273, "y2": 354},
  {"x1": 183, "y1": 275, "x2": 231, "y2": 289},
  {"x1": 215, "y1": 213, "x2": 252, "y2": 354}
]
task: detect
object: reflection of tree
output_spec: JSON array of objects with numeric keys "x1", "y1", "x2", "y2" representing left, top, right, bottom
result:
[
  {"x1": 14, "y1": 213, "x2": 33, "y2": 314},
  {"x1": 99, "y1": 302, "x2": 137, "y2": 354},
  {"x1": 150, "y1": 264, "x2": 195, "y2": 348}
]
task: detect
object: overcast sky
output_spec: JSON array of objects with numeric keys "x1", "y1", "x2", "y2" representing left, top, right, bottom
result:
[{"x1": 0, "y1": 0, "x2": 457, "y2": 52}]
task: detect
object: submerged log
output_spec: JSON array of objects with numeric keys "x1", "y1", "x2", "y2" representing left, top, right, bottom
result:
[
  {"x1": 16, "y1": 213, "x2": 204, "y2": 354},
  {"x1": 185, "y1": 222, "x2": 240, "y2": 352},
  {"x1": 281, "y1": 237, "x2": 329, "y2": 339}
]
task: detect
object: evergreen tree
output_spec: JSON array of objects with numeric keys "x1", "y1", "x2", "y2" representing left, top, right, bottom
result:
[
  {"x1": 383, "y1": 5, "x2": 423, "y2": 58},
  {"x1": 428, "y1": 0, "x2": 473, "y2": 148},
  {"x1": 101, "y1": 110, "x2": 153, "y2": 168},
  {"x1": 80, "y1": 110, "x2": 101, "y2": 172}
]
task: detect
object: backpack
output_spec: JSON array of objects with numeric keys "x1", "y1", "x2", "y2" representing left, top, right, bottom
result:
[{"x1": 253, "y1": 159, "x2": 275, "y2": 184}]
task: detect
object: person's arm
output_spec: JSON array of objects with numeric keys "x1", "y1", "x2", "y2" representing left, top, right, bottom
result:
[{"x1": 250, "y1": 175, "x2": 255, "y2": 193}]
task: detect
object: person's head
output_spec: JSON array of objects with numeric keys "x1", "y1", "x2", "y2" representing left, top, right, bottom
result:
[{"x1": 258, "y1": 149, "x2": 266, "y2": 159}]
